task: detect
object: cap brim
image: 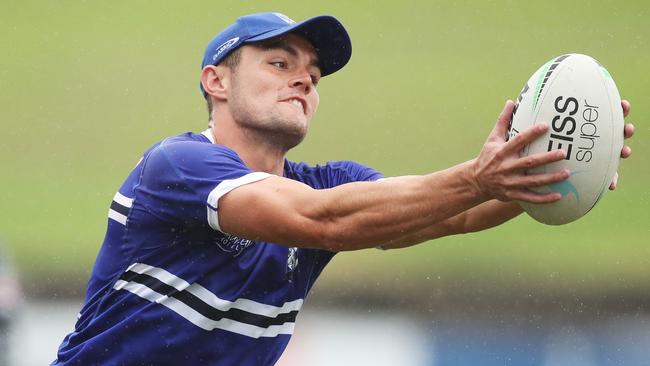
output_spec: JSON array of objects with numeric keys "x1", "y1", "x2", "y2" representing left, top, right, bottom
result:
[{"x1": 246, "y1": 15, "x2": 351, "y2": 77}]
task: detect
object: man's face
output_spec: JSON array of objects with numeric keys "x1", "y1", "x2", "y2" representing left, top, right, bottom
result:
[{"x1": 227, "y1": 33, "x2": 321, "y2": 150}]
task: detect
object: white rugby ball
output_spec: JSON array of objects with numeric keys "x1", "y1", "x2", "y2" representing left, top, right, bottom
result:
[{"x1": 506, "y1": 53, "x2": 624, "y2": 225}]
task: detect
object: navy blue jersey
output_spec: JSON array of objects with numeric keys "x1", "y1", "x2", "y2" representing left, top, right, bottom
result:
[{"x1": 52, "y1": 130, "x2": 382, "y2": 366}]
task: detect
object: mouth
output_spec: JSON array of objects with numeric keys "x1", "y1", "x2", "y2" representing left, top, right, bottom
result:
[{"x1": 282, "y1": 97, "x2": 307, "y2": 115}]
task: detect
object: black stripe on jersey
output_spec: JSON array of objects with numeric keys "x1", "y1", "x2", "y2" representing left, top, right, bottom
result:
[
  {"x1": 119, "y1": 271, "x2": 298, "y2": 328},
  {"x1": 121, "y1": 271, "x2": 180, "y2": 296},
  {"x1": 110, "y1": 200, "x2": 130, "y2": 216}
]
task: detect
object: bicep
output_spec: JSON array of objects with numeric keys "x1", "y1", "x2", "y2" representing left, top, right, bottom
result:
[{"x1": 217, "y1": 176, "x2": 329, "y2": 248}]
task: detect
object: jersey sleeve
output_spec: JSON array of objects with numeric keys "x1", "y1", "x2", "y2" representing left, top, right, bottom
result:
[
  {"x1": 323, "y1": 160, "x2": 384, "y2": 186},
  {"x1": 137, "y1": 139, "x2": 271, "y2": 232}
]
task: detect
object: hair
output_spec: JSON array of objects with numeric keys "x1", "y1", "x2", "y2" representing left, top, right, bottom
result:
[{"x1": 206, "y1": 48, "x2": 242, "y2": 122}]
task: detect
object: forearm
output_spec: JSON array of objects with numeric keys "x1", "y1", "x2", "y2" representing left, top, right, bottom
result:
[
  {"x1": 459, "y1": 200, "x2": 523, "y2": 233},
  {"x1": 378, "y1": 200, "x2": 523, "y2": 250},
  {"x1": 313, "y1": 161, "x2": 489, "y2": 250}
]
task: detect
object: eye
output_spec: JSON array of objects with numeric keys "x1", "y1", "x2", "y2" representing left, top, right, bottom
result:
[
  {"x1": 270, "y1": 61, "x2": 287, "y2": 69},
  {"x1": 310, "y1": 75, "x2": 320, "y2": 86}
]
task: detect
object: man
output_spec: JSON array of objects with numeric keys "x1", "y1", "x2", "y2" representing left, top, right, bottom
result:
[{"x1": 52, "y1": 12, "x2": 634, "y2": 365}]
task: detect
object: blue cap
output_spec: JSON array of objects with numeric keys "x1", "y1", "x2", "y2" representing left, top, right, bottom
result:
[{"x1": 200, "y1": 12, "x2": 352, "y2": 97}]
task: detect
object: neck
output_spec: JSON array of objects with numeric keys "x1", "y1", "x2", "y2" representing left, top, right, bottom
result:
[{"x1": 208, "y1": 122, "x2": 287, "y2": 177}]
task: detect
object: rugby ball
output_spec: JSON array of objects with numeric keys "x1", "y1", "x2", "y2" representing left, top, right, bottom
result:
[{"x1": 506, "y1": 54, "x2": 624, "y2": 225}]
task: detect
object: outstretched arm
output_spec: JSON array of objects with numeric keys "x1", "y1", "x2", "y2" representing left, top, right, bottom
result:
[{"x1": 218, "y1": 100, "x2": 568, "y2": 252}]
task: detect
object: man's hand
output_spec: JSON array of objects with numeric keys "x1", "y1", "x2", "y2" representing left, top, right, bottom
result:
[
  {"x1": 470, "y1": 100, "x2": 570, "y2": 203},
  {"x1": 609, "y1": 99, "x2": 635, "y2": 190}
]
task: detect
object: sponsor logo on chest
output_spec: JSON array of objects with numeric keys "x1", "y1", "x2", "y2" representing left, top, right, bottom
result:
[{"x1": 215, "y1": 233, "x2": 254, "y2": 257}]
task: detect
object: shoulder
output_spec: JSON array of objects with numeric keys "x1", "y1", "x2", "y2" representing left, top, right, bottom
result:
[
  {"x1": 141, "y1": 132, "x2": 250, "y2": 182},
  {"x1": 154, "y1": 132, "x2": 239, "y2": 159},
  {"x1": 147, "y1": 132, "x2": 242, "y2": 166}
]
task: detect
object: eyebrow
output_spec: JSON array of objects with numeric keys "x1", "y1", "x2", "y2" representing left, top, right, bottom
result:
[{"x1": 259, "y1": 39, "x2": 321, "y2": 70}]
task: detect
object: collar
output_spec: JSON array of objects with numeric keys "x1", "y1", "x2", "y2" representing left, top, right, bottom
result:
[{"x1": 201, "y1": 128, "x2": 216, "y2": 144}]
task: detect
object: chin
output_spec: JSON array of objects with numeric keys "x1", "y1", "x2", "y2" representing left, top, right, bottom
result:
[
  {"x1": 236, "y1": 109, "x2": 310, "y2": 149},
  {"x1": 276, "y1": 125, "x2": 308, "y2": 150},
  {"x1": 268, "y1": 115, "x2": 310, "y2": 148}
]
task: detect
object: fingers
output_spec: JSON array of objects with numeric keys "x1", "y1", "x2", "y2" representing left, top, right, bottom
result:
[
  {"x1": 621, "y1": 145, "x2": 632, "y2": 159},
  {"x1": 507, "y1": 149, "x2": 566, "y2": 171},
  {"x1": 509, "y1": 189, "x2": 562, "y2": 204},
  {"x1": 490, "y1": 100, "x2": 515, "y2": 142},
  {"x1": 497, "y1": 156, "x2": 570, "y2": 202},
  {"x1": 612, "y1": 102, "x2": 632, "y2": 190},
  {"x1": 504, "y1": 122, "x2": 549, "y2": 154},
  {"x1": 624, "y1": 123, "x2": 635, "y2": 139},
  {"x1": 509, "y1": 168, "x2": 570, "y2": 189},
  {"x1": 609, "y1": 172, "x2": 619, "y2": 190},
  {"x1": 621, "y1": 123, "x2": 633, "y2": 158},
  {"x1": 622, "y1": 100, "x2": 631, "y2": 117}
]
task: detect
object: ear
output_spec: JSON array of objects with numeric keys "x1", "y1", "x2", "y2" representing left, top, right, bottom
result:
[{"x1": 200, "y1": 65, "x2": 230, "y2": 101}]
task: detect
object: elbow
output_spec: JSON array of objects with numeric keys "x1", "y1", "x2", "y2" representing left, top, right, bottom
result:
[{"x1": 294, "y1": 200, "x2": 354, "y2": 252}]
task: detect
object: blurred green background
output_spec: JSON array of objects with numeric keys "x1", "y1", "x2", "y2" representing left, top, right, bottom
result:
[{"x1": 1, "y1": 1, "x2": 648, "y2": 300}]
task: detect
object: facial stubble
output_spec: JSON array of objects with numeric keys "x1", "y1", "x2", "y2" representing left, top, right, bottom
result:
[{"x1": 228, "y1": 72, "x2": 309, "y2": 151}]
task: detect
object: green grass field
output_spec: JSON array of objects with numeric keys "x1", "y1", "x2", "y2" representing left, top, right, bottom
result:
[{"x1": 1, "y1": 1, "x2": 648, "y2": 295}]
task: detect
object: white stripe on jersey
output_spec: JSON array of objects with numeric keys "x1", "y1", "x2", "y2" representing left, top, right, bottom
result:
[
  {"x1": 114, "y1": 280, "x2": 295, "y2": 337},
  {"x1": 108, "y1": 209, "x2": 127, "y2": 225},
  {"x1": 123, "y1": 263, "x2": 304, "y2": 318},
  {"x1": 114, "y1": 262, "x2": 302, "y2": 338},
  {"x1": 205, "y1": 172, "x2": 273, "y2": 232},
  {"x1": 113, "y1": 191, "x2": 134, "y2": 208}
]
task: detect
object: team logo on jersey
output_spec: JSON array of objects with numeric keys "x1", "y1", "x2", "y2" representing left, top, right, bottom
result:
[
  {"x1": 215, "y1": 233, "x2": 254, "y2": 257},
  {"x1": 285, "y1": 247, "x2": 299, "y2": 282}
]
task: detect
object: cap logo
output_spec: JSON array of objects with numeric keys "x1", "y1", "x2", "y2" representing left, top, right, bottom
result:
[
  {"x1": 273, "y1": 13, "x2": 295, "y2": 24},
  {"x1": 212, "y1": 37, "x2": 240, "y2": 61}
]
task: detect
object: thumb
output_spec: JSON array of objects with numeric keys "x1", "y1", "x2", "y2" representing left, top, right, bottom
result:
[{"x1": 490, "y1": 100, "x2": 515, "y2": 142}]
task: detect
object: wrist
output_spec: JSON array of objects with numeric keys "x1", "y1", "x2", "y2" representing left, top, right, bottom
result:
[{"x1": 464, "y1": 159, "x2": 489, "y2": 202}]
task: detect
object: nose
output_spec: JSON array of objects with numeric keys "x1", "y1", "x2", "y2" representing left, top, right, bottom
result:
[{"x1": 289, "y1": 72, "x2": 313, "y2": 95}]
